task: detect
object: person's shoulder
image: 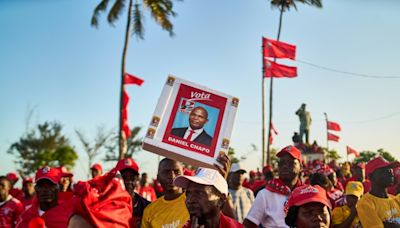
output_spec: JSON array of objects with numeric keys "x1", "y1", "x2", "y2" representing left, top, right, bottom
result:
[
  {"x1": 10, "y1": 196, "x2": 23, "y2": 206},
  {"x1": 221, "y1": 213, "x2": 244, "y2": 227},
  {"x1": 144, "y1": 196, "x2": 164, "y2": 211}
]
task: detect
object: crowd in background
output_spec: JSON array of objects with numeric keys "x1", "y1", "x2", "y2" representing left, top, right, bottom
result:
[{"x1": 1, "y1": 145, "x2": 400, "y2": 227}]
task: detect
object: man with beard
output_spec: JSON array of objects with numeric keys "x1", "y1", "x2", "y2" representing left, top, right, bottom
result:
[
  {"x1": 357, "y1": 156, "x2": 400, "y2": 227},
  {"x1": 174, "y1": 167, "x2": 243, "y2": 228},
  {"x1": 0, "y1": 175, "x2": 23, "y2": 228},
  {"x1": 141, "y1": 158, "x2": 189, "y2": 228},
  {"x1": 115, "y1": 157, "x2": 150, "y2": 227},
  {"x1": 244, "y1": 145, "x2": 303, "y2": 228},
  {"x1": 16, "y1": 166, "x2": 73, "y2": 228}
]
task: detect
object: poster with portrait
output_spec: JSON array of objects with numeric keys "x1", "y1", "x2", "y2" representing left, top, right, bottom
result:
[{"x1": 142, "y1": 75, "x2": 239, "y2": 169}]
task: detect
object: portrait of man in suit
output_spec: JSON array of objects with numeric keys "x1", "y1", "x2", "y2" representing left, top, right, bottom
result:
[{"x1": 170, "y1": 106, "x2": 213, "y2": 146}]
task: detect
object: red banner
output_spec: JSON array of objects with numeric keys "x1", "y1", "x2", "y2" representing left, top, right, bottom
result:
[
  {"x1": 346, "y1": 146, "x2": 360, "y2": 157},
  {"x1": 262, "y1": 37, "x2": 296, "y2": 60},
  {"x1": 264, "y1": 59, "x2": 297, "y2": 78},
  {"x1": 327, "y1": 133, "x2": 340, "y2": 142},
  {"x1": 327, "y1": 121, "x2": 341, "y2": 131},
  {"x1": 124, "y1": 73, "x2": 144, "y2": 86}
]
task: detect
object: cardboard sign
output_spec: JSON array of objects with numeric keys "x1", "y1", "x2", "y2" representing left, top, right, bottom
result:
[{"x1": 142, "y1": 76, "x2": 239, "y2": 169}]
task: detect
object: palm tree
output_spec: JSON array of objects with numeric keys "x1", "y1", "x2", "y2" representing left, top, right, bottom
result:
[
  {"x1": 264, "y1": 0, "x2": 322, "y2": 165},
  {"x1": 91, "y1": 0, "x2": 179, "y2": 160}
]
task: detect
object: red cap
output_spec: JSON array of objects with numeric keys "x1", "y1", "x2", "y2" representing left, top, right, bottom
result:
[
  {"x1": 6, "y1": 172, "x2": 19, "y2": 183},
  {"x1": 91, "y1": 163, "x2": 103, "y2": 172},
  {"x1": 35, "y1": 166, "x2": 61, "y2": 184},
  {"x1": 249, "y1": 171, "x2": 256, "y2": 177},
  {"x1": 315, "y1": 165, "x2": 334, "y2": 176},
  {"x1": 277, "y1": 145, "x2": 303, "y2": 163},
  {"x1": 22, "y1": 177, "x2": 34, "y2": 185},
  {"x1": 59, "y1": 166, "x2": 74, "y2": 178},
  {"x1": 115, "y1": 158, "x2": 139, "y2": 173},
  {"x1": 366, "y1": 156, "x2": 399, "y2": 177},
  {"x1": 263, "y1": 165, "x2": 273, "y2": 174},
  {"x1": 286, "y1": 185, "x2": 332, "y2": 213},
  {"x1": 183, "y1": 168, "x2": 195, "y2": 176}
]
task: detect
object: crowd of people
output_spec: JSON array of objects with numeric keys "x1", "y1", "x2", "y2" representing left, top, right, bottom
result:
[{"x1": 1, "y1": 145, "x2": 400, "y2": 228}]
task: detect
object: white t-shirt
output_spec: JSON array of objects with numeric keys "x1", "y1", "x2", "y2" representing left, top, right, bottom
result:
[{"x1": 245, "y1": 188, "x2": 289, "y2": 228}]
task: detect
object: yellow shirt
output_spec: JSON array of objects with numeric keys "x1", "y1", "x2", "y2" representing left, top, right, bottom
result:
[
  {"x1": 332, "y1": 205, "x2": 361, "y2": 228},
  {"x1": 141, "y1": 193, "x2": 189, "y2": 228},
  {"x1": 357, "y1": 193, "x2": 400, "y2": 228}
]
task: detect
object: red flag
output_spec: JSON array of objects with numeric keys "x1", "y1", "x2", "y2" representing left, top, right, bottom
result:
[
  {"x1": 327, "y1": 133, "x2": 340, "y2": 142},
  {"x1": 264, "y1": 59, "x2": 297, "y2": 78},
  {"x1": 262, "y1": 37, "x2": 296, "y2": 60},
  {"x1": 346, "y1": 146, "x2": 360, "y2": 157},
  {"x1": 124, "y1": 73, "x2": 144, "y2": 86},
  {"x1": 327, "y1": 121, "x2": 341, "y2": 131},
  {"x1": 269, "y1": 123, "x2": 278, "y2": 144}
]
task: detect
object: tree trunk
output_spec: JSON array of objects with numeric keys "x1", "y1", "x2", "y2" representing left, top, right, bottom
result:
[
  {"x1": 119, "y1": 0, "x2": 134, "y2": 160},
  {"x1": 266, "y1": 3, "x2": 285, "y2": 165}
]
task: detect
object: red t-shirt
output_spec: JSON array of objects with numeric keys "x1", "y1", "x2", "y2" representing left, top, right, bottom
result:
[
  {"x1": 16, "y1": 199, "x2": 73, "y2": 228},
  {"x1": 182, "y1": 213, "x2": 244, "y2": 228},
  {"x1": 0, "y1": 197, "x2": 23, "y2": 228},
  {"x1": 139, "y1": 186, "x2": 157, "y2": 202},
  {"x1": 21, "y1": 197, "x2": 34, "y2": 211},
  {"x1": 9, "y1": 189, "x2": 23, "y2": 203}
]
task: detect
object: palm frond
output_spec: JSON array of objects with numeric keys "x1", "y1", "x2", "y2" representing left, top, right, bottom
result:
[
  {"x1": 132, "y1": 3, "x2": 145, "y2": 39},
  {"x1": 91, "y1": 0, "x2": 111, "y2": 27},
  {"x1": 270, "y1": 0, "x2": 322, "y2": 11},
  {"x1": 107, "y1": 0, "x2": 126, "y2": 26},
  {"x1": 143, "y1": 0, "x2": 177, "y2": 36}
]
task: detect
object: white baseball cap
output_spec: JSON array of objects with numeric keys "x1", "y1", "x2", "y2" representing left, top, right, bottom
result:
[
  {"x1": 173, "y1": 167, "x2": 228, "y2": 196},
  {"x1": 230, "y1": 163, "x2": 247, "y2": 173}
]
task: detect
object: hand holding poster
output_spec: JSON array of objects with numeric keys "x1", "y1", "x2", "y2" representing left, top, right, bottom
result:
[{"x1": 142, "y1": 76, "x2": 238, "y2": 169}]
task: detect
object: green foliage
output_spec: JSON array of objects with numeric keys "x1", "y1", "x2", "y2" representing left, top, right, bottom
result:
[
  {"x1": 324, "y1": 148, "x2": 342, "y2": 161},
  {"x1": 104, "y1": 126, "x2": 142, "y2": 161},
  {"x1": 354, "y1": 148, "x2": 397, "y2": 163},
  {"x1": 91, "y1": 0, "x2": 179, "y2": 39},
  {"x1": 7, "y1": 122, "x2": 78, "y2": 176},
  {"x1": 228, "y1": 147, "x2": 239, "y2": 164},
  {"x1": 270, "y1": 0, "x2": 322, "y2": 11}
]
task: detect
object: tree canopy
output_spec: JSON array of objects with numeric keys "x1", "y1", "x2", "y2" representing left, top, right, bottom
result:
[{"x1": 8, "y1": 121, "x2": 78, "y2": 176}]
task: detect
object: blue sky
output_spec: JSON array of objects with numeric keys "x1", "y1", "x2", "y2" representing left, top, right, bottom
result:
[{"x1": 1, "y1": 0, "x2": 399, "y2": 183}]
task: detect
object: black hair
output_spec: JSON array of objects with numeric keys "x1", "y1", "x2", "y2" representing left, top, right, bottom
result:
[
  {"x1": 309, "y1": 173, "x2": 333, "y2": 190},
  {"x1": 285, "y1": 206, "x2": 299, "y2": 227},
  {"x1": 0, "y1": 176, "x2": 11, "y2": 186}
]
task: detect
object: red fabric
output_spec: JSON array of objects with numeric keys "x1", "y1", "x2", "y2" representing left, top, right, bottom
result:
[
  {"x1": 286, "y1": 185, "x2": 332, "y2": 213},
  {"x1": 327, "y1": 188, "x2": 344, "y2": 208},
  {"x1": 6, "y1": 173, "x2": 19, "y2": 183},
  {"x1": 28, "y1": 217, "x2": 45, "y2": 228},
  {"x1": 263, "y1": 165, "x2": 273, "y2": 174},
  {"x1": 16, "y1": 200, "x2": 73, "y2": 228},
  {"x1": 115, "y1": 158, "x2": 139, "y2": 173},
  {"x1": 365, "y1": 156, "x2": 398, "y2": 177},
  {"x1": 122, "y1": 89, "x2": 131, "y2": 139},
  {"x1": 59, "y1": 166, "x2": 73, "y2": 178},
  {"x1": 269, "y1": 122, "x2": 278, "y2": 144},
  {"x1": 9, "y1": 188, "x2": 24, "y2": 202},
  {"x1": 22, "y1": 197, "x2": 34, "y2": 211},
  {"x1": 139, "y1": 186, "x2": 157, "y2": 202},
  {"x1": 152, "y1": 179, "x2": 164, "y2": 193},
  {"x1": 327, "y1": 133, "x2": 340, "y2": 142},
  {"x1": 262, "y1": 37, "x2": 296, "y2": 60},
  {"x1": 327, "y1": 121, "x2": 341, "y2": 131},
  {"x1": 250, "y1": 180, "x2": 266, "y2": 192},
  {"x1": 264, "y1": 59, "x2": 297, "y2": 78},
  {"x1": 71, "y1": 169, "x2": 132, "y2": 228},
  {"x1": 265, "y1": 178, "x2": 302, "y2": 196},
  {"x1": 57, "y1": 192, "x2": 73, "y2": 205},
  {"x1": 90, "y1": 163, "x2": 103, "y2": 172},
  {"x1": 0, "y1": 197, "x2": 24, "y2": 228},
  {"x1": 124, "y1": 73, "x2": 144, "y2": 86},
  {"x1": 276, "y1": 145, "x2": 303, "y2": 163},
  {"x1": 346, "y1": 146, "x2": 359, "y2": 157},
  {"x1": 35, "y1": 167, "x2": 61, "y2": 184},
  {"x1": 182, "y1": 212, "x2": 244, "y2": 228}
]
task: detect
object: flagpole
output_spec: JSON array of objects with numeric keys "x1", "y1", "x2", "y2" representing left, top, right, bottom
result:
[
  {"x1": 266, "y1": 3, "x2": 285, "y2": 166},
  {"x1": 262, "y1": 42, "x2": 266, "y2": 168},
  {"x1": 324, "y1": 113, "x2": 329, "y2": 151}
]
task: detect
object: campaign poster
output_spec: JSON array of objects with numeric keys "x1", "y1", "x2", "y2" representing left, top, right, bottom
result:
[
  {"x1": 142, "y1": 76, "x2": 238, "y2": 169},
  {"x1": 162, "y1": 84, "x2": 226, "y2": 157}
]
